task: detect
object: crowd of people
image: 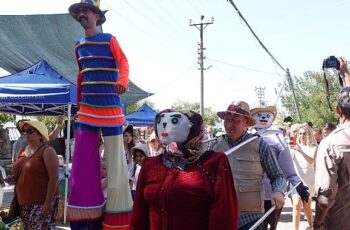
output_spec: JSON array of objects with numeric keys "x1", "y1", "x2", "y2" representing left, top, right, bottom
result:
[{"x1": 8, "y1": 97, "x2": 347, "y2": 230}]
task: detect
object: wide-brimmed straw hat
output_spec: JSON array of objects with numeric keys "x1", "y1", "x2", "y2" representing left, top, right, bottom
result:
[
  {"x1": 250, "y1": 105, "x2": 277, "y2": 122},
  {"x1": 69, "y1": 0, "x2": 106, "y2": 26},
  {"x1": 217, "y1": 101, "x2": 256, "y2": 126},
  {"x1": 18, "y1": 120, "x2": 49, "y2": 142}
]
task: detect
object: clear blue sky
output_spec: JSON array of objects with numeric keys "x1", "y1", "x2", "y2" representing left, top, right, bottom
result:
[{"x1": 1, "y1": 0, "x2": 350, "y2": 112}]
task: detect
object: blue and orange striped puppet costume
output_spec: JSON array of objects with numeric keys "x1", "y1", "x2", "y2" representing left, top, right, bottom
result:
[{"x1": 68, "y1": 1, "x2": 133, "y2": 229}]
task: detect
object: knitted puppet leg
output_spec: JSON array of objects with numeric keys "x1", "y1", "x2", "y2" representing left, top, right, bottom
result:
[
  {"x1": 68, "y1": 127, "x2": 104, "y2": 229},
  {"x1": 103, "y1": 134, "x2": 133, "y2": 230}
]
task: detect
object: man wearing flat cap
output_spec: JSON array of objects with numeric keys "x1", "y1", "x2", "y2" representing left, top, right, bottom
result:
[{"x1": 211, "y1": 101, "x2": 285, "y2": 230}]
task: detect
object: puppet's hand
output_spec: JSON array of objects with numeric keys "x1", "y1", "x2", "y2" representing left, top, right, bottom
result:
[
  {"x1": 3, "y1": 175, "x2": 15, "y2": 185},
  {"x1": 296, "y1": 182, "x2": 310, "y2": 203},
  {"x1": 115, "y1": 84, "x2": 126, "y2": 95}
]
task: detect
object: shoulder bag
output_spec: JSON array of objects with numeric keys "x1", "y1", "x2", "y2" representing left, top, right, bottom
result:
[{"x1": 8, "y1": 144, "x2": 45, "y2": 220}]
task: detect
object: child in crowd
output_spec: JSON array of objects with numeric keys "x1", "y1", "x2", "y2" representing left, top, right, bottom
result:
[
  {"x1": 149, "y1": 132, "x2": 164, "y2": 156},
  {"x1": 130, "y1": 143, "x2": 150, "y2": 199},
  {"x1": 101, "y1": 161, "x2": 108, "y2": 199}
]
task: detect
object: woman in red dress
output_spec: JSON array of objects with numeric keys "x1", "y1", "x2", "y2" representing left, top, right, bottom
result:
[{"x1": 130, "y1": 110, "x2": 239, "y2": 230}]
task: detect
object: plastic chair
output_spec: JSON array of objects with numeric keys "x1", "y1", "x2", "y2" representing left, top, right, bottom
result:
[
  {"x1": 0, "y1": 165, "x2": 14, "y2": 207},
  {"x1": 0, "y1": 166, "x2": 14, "y2": 190}
]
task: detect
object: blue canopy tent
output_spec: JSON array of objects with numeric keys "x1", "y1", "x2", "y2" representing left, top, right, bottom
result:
[
  {"x1": 0, "y1": 59, "x2": 77, "y2": 224},
  {"x1": 125, "y1": 103, "x2": 157, "y2": 126},
  {"x1": 0, "y1": 59, "x2": 77, "y2": 116}
]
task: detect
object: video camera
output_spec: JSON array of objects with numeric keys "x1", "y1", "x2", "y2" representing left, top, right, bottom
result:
[
  {"x1": 322, "y1": 56, "x2": 340, "y2": 70},
  {"x1": 322, "y1": 55, "x2": 343, "y2": 111}
]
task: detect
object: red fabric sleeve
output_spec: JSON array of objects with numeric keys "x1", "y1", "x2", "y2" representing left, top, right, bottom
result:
[
  {"x1": 208, "y1": 153, "x2": 239, "y2": 230},
  {"x1": 130, "y1": 159, "x2": 150, "y2": 230},
  {"x1": 110, "y1": 36, "x2": 129, "y2": 89}
]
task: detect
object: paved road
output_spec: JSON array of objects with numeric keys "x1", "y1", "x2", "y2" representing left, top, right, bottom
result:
[
  {"x1": 2, "y1": 191, "x2": 313, "y2": 230},
  {"x1": 276, "y1": 198, "x2": 313, "y2": 230},
  {"x1": 55, "y1": 198, "x2": 314, "y2": 230}
]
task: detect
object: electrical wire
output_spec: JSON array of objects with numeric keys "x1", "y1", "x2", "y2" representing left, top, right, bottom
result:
[
  {"x1": 101, "y1": 0, "x2": 192, "y2": 60},
  {"x1": 226, "y1": 0, "x2": 287, "y2": 74},
  {"x1": 153, "y1": 0, "x2": 197, "y2": 41},
  {"x1": 208, "y1": 58, "x2": 281, "y2": 76},
  {"x1": 121, "y1": 0, "x2": 193, "y2": 51},
  {"x1": 149, "y1": 63, "x2": 196, "y2": 94},
  {"x1": 205, "y1": 62, "x2": 250, "y2": 88},
  {"x1": 274, "y1": 79, "x2": 287, "y2": 105}
]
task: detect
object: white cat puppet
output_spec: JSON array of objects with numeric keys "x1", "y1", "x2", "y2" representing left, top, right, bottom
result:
[
  {"x1": 155, "y1": 111, "x2": 192, "y2": 146},
  {"x1": 251, "y1": 106, "x2": 276, "y2": 130},
  {"x1": 250, "y1": 105, "x2": 285, "y2": 146},
  {"x1": 250, "y1": 106, "x2": 309, "y2": 203},
  {"x1": 154, "y1": 110, "x2": 205, "y2": 162}
]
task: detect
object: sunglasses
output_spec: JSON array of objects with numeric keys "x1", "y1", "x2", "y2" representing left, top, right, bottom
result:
[
  {"x1": 21, "y1": 128, "x2": 37, "y2": 135},
  {"x1": 75, "y1": 7, "x2": 91, "y2": 14}
]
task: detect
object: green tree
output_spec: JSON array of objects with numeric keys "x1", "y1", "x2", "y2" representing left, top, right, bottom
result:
[
  {"x1": 280, "y1": 71, "x2": 339, "y2": 128},
  {"x1": 126, "y1": 103, "x2": 139, "y2": 115},
  {"x1": 170, "y1": 100, "x2": 219, "y2": 126},
  {"x1": 36, "y1": 116, "x2": 62, "y2": 132},
  {"x1": 126, "y1": 100, "x2": 156, "y2": 115},
  {"x1": 0, "y1": 113, "x2": 15, "y2": 128}
]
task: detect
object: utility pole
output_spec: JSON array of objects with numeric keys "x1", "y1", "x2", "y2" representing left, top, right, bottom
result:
[
  {"x1": 286, "y1": 68, "x2": 302, "y2": 122},
  {"x1": 190, "y1": 15, "x2": 214, "y2": 116},
  {"x1": 255, "y1": 86, "x2": 266, "y2": 106}
]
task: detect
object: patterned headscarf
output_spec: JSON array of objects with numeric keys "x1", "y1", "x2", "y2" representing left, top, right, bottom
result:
[{"x1": 155, "y1": 110, "x2": 205, "y2": 164}]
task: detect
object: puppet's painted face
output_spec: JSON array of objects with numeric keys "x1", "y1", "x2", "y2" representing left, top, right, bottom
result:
[
  {"x1": 252, "y1": 111, "x2": 274, "y2": 129},
  {"x1": 156, "y1": 111, "x2": 192, "y2": 145}
]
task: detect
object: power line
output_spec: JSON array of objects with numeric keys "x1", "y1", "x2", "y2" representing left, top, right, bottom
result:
[
  {"x1": 226, "y1": 0, "x2": 287, "y2": 74},
  {"x1": 209, "y1": 65, "x2": 250, "y2": 88},
  {"x1": 286, "y1": 68, "x2": 302, "y2": 121},
  {"x1": 152, "y1": 0, "x2": 197, "y2": 41},
  {"x1": 150, "y1": 63, "x2": 196, "y2": 94},
  {"x1": 226, "y1": 0, "x2": 301, "y2": 120},
  {"x1": 274, "y1": 79, "x2": 287, "y2": 105},
  {"x1": 122, "y1": 0, "x2": 192, "y2": 50},
  {"x1": 101, "y1": 1, "x2": 192, "y2": 61},
  {"x1": 208, "y1": 58, "x2": 281, "y2": 76}
]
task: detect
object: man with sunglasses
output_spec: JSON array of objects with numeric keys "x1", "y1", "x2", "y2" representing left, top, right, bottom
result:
[{"x1": 68, "y1": 0, "x2": 132, "y2": 229}]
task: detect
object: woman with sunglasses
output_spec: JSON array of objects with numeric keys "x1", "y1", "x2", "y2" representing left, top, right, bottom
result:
[
  {"x1": 290, "y1": 123, "x2": 318, "y2": 230},
  {"x1": 12, "y1": 120, "x2": 59, "y2": 229}
]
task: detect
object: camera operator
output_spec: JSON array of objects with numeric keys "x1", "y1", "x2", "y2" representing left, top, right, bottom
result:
[
  {"x1": 313, "y1": 87, "x2": 350, "y2": 229},
  {"x1": 337, "y1": 57, "x2": 350, "y2": 86}
]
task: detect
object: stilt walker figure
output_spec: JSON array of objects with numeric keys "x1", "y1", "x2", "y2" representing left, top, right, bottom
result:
[{"x1": 67, "y1": 1, "x2": 133, "y2": 229}]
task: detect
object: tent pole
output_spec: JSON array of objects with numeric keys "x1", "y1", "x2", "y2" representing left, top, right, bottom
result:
[{"x1": 63, "y1": 103, "x2": 72, "y2": 224}]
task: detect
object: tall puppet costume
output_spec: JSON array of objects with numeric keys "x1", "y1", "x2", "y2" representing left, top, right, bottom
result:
[
  {"x1": 250, "y1": 105, "x2": 309, "y2": 230},
  {"x1": 68, "y1": 1, "x2": 133, "y2": 229},
  {"x1": 130, "y1": 110, "x2": 239, "y2": 230}
]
